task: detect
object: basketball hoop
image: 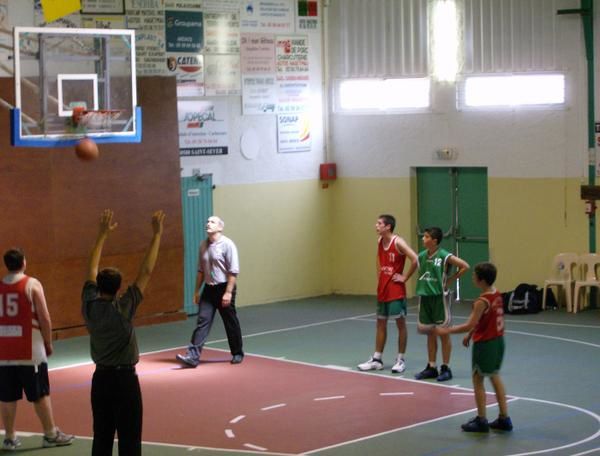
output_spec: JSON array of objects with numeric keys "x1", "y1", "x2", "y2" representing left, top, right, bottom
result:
[{"x1": 71, "y1": 108, "x2": 122, "y2": 131}]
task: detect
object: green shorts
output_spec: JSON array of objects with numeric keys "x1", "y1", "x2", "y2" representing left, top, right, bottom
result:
[
  {"x1": 377, "y1": 299, "x2": 407, "y2": 319},
  {"x1": 472, "y1": 336, "x2": 505, "y2": 376},
  {"x1": 417, "y1": 294, "x2": 452, "y2": 327}
]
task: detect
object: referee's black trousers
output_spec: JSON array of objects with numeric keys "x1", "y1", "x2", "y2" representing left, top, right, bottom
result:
[{"x1": 191, "y1": 283, "x2": 244, "y2": 356}]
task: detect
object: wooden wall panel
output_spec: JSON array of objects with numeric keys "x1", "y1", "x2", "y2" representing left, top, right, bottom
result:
[{"x1": 0, "y1": 77, "x2": 186, "y2": 338}]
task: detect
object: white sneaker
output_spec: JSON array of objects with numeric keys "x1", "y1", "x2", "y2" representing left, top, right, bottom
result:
[
  {"x1": 3, "y1": 437, "x2": 22, "y2": 450},
  {"x1": 357, "y1": 357, "x2": 384, "y2": 371},
  {"x1": 392, "y1": 358, "x2": 406, "y2": 374}
]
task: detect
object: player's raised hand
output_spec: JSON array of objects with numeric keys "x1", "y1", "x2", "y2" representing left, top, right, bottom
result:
[
  {"x1": 99, "y1": 209, "x2": 118, "y2": 235},
  {"x1": 151, "y1": 210, "x2": 165, "y2": 236}
]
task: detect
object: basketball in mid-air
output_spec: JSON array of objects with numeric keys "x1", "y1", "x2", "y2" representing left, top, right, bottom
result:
[{"x1": 75, "y1": 138, "x2": 99, "y2": 161}]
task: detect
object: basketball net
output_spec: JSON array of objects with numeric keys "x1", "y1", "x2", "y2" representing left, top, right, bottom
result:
[{"x1": 71, "y1": 107, "x2": 121, "y2": 131}]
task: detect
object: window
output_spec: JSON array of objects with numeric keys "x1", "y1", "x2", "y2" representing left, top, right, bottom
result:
[
  {"x1": 461, "y1": 74, "x2": 565, "y2": 108},
  {"x1": 430, "y1": 0, "x2": 460, "y2": 82},
  {"x1": 334, "y1": 78, "x2": 430, "y2": 113}
]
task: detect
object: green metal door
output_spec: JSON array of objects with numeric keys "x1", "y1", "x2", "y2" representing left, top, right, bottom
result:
[
  {"x1": 416, "y1": 167, "x2": 489, "y2": 300},
  {"x1": 181, "y1": 175, "x2": 213, "y2": 315}
]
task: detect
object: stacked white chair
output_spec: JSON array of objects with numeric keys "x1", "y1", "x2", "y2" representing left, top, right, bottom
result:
[
  {"x1": 541, "y1": 253, "x2": 579, "y2": 312},
  {"x1": 573, "y1": 253, "x2": 600, "y2": 313}
]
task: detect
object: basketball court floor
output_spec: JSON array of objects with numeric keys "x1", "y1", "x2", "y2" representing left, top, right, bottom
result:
[{"x1": 4, "y1": 295, "x2": 600, "y2": 455}]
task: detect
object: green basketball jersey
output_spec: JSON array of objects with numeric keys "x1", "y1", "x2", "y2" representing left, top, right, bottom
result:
[{"x1": 415, "y1": 248, "x2": 452, "y2": 296}]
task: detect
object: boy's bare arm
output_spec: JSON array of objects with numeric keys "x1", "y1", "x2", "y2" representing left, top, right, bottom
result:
[
  {"x1": 395, "y1": 237, "x2": 418, "y2": 282},
  {"x1": 436, "y1": 299, "x2": 486, "y2": 336},
  {"x1": 31, "y1": 283, "x2": 53, "y2": 356},
  {"x1": 447, "y1": 255, "x2": 470, "y2": 283}
]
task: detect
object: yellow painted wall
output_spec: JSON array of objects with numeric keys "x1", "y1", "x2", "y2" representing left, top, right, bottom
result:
[
  {"x1": 213, "y1": 180, "x2": 333, "y2": 306},
  {"x1": 330, "y1": 176, "x2": 591, "y2": 297},
  {"x1": 489, "y1": 178, "x2": 588, "y2": 292},
  {"x1": 330, "y1": 178, "x2": 414, "y2": 295}
]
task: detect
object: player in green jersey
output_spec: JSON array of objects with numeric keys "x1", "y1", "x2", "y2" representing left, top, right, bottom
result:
[{"x1": 414, "y1": 227, "x2": 469, "y2": 382}]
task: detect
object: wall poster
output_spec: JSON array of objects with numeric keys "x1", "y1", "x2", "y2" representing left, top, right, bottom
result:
[
  {"x1": 125, "y1": 0, "x2": 165, "y2": 76},
  {"x1": 178, "y1": 100, "x2": 230, "y2": 156},
  {"x1": 241, "y1": 33, "x2": 276, "y2": 114},
  {"x1": 276, "y1": 35, "x2": 309, "y2": 113},
  {"x1": 81, "y1": 0, "x2": 125, "y2": 15},
  {"x1": 240, "y1": 0, "x2": 294, "y2": 33},
  {"x1": 277, "y1": 113, "x2": 311, "y2": 153}
]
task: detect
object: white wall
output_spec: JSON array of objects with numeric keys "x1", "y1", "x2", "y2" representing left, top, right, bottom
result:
[
  {"x1": 328, "y1": 1, "x2": 589, "y2": 180},
  {"x1": 179, "y1": 21, "x2": 325, "y2": 186}
]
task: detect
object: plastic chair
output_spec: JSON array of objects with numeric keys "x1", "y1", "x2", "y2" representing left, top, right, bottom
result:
[
  {"x1": 573, "y1": 253, "x2": 600, "y2": 313},
  {"x1": 542, "y1": 253, "x2": 579, "y2": 312}
]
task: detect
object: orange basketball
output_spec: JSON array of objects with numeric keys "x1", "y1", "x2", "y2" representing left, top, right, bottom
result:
[{"x1": 75, "y1": 138, "x2": 99, "y2": 161}]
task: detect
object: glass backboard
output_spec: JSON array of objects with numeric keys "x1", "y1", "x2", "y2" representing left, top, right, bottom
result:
[{"x1": 11, "y1": 27, "x2": 141, "y2": 147}]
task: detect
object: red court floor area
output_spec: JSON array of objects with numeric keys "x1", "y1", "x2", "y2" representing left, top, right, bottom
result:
[{"x1": 16, "y1": 349, "x2": 494, "y2": 454}]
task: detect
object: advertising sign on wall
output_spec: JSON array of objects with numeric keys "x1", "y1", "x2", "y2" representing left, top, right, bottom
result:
[
  {"x1": 276, "y1": 35, "x2": 309, "y2": 113},
  {"x1": 204, "y1": 12, "x2": 240, "y2": 54},
  {"x1": 81, "y1": 0, "x2": 125, "y2": 15},
  {"x1": 126, "y1": 0, "x2": 165, "y2": 76},
  {"x1": 277, "y1": 113, "x2": 311, "y2": 153},
  {"x1": 241, "y1": 33, "x2": 277, "y2": 114},
  {"x1": 165, "y1": 10, "x2": 203, "y2": 53},
  {"x1": 205, "y1": 54, "x2": 241, "y2": 96},
  {"x1": 178, "y1": 100, "x2": 230, "y2": 156},
  {"x1": 240, "y1": 0, "x2": 294, "y2": 33}
]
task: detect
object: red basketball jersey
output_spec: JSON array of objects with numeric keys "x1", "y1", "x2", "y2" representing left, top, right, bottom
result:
[
  {"x1": 377, "y1": 236, "x2": 407, "y2": 302},
  {"x1": 472, "y1": 289, "x2": 505, "y2": 343},
  {"x1": 0, "y1": 276, "x2": 33, "y2": 360}
]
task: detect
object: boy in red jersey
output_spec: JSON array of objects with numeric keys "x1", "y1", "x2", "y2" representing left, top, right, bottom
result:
[
  {"x1": 358, "y1": 214, "x2": 418, "y2": 374},
  {"x1": 434, "y1": 262, "x2": 512, "y2": 433}
]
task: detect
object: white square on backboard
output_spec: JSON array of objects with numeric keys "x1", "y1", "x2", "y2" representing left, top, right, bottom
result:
[{"x1": 57, "y1": 73, "x2": 98, "y2": 116}]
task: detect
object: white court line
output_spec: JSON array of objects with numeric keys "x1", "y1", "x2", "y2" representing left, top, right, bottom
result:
[
  {"x1": 455, "y1": 315, "x2": 600, "y2": 330},
  {"x1": 302, "y1": 394, "x2": 600, "y2": 456},
  {"x1": 261, "y1": 403, "x2": 286, "y2": 411},
  {"x1": 303, "y1": 399, "x2": 518, "y2": 454},
  {"x1": 206, "y1": 312, "x2": 377, "y2": 344},
  {"x1": 505, "y1": 330, "x2": 600, "y2": 349},
  {"x1": 379, "y1": 392, "x2": 414, "y2": 396},
  {"x1": 230, "y1": 415, "x2": 246, "y2": 424},
  {"x1": 571, "y1": 448, "x2": 600, "y2": 456},
  {"x1": 244, "y1": 443, "x2": 267, "y2": 451},
  {"x1": 0, "y1": 431, "x2": 292, "y2": 456},
  {"x1": 225, "y1": 429, "x2": 235, "y2": 438},
  {"x1": 506, "y1": 397, "x2": 600, "y2": 456},
  {"x1": 203, "y1": 346, "x2": 479, "y2": 394},
  {"x1": 324, "y1": 365, "x2": 352, "y2": 370},
  {"x1": 353, "y1": 318, "x2": 600, "y2": 349},
  {"x1": 502, "y1": 320, "x2": 600, "y2": 329},
  {"x1": 118, "y1": 312, "x2": 378, "y2": 362},
  {"x1": 450, "y1": 391, "x2": 497, "y2": 397},
  {"x1": 314, "y1": 395, "x2": 345, "y2": 401},
  {"x1": 354, "y1": 314, "x2": 600, "y2": 330}
]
